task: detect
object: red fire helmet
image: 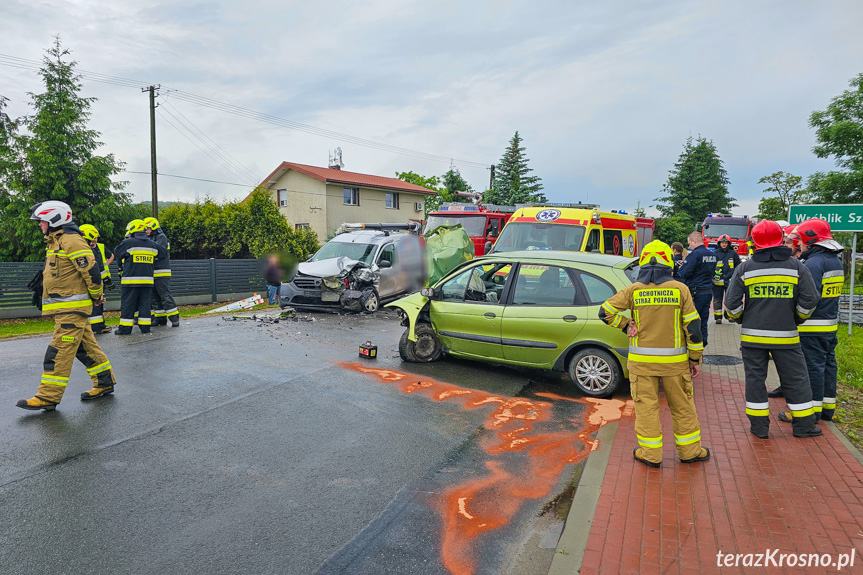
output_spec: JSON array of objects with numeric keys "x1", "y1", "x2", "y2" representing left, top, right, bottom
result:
[
  {"x1": 751, "y1": 220, "x2": 784, "y2": 250},
  {"x1": 795, "y1": 218, "x2": 833, "y2": 246}
]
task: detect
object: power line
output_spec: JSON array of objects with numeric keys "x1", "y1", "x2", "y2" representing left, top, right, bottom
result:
[
  {"x1": 123, "y1": 171, "x2": 252, "y2": 187},
  {"x1": 0, "y1": 52, "x2": 490, "y2": 170}
]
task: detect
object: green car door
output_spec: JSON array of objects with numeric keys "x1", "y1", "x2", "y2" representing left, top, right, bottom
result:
[
  {"x1": 429, "y1": 262, "x2": 513, "y2": 360},
  {"x1": 499, "y1": 263, "x2": 587, "y2": 367}
]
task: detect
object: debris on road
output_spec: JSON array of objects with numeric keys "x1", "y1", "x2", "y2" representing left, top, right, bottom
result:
[
  {"x1": 205, "y1": 294, "x2": 264, "y2": 313},
  {"x1": 359, "y1": 341, "x2": 378, "y2": 359}
]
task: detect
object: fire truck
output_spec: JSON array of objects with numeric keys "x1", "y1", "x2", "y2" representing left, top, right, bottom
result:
[
  {"x1": 700, "y1": 214, "x2": 756, "y2": 256},
  {"x1": 489, "y1": 203, "x2": 655, "y2": 257},
  {"x1": 423, "y1": 203, "x2": 515, "y2": 255}
]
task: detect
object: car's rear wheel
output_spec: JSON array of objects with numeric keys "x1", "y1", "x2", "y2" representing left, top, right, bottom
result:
[
  {"x1": 398, "y1": 323, "x2": 442, "y2": 363},
  {"x1": 568, "y1": 348, "x2": 621, "y2": 398}
]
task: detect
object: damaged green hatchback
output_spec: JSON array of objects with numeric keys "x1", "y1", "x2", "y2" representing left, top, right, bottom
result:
[{"x1": 386, "y1": 251, "x2": 638, "y2": 397}]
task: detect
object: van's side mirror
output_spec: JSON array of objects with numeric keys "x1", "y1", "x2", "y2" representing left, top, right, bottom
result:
[
  {"x1": 484, "y1": 241, "x2": 493, "y2": 254},
  {"x1": 306, "y1": 254, "x2": 314, "y2": 262},
  {"x1": 378, "y1": 260, "x2": 392, "y2": 269},
  {"x1": 489, "y1": 219, "x2": 500, "y2": 237},
  {"x1": 697, "y1": 223, "x2": 704, "y2": 232}
]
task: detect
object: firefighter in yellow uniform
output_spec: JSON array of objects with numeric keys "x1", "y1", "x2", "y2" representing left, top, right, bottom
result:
[
  {"x1": 600, "y1": 240, "x2": 710, "y2": 467},
  {"x1": 16, "y1": 201, "x2": 117, "y2": 411}
]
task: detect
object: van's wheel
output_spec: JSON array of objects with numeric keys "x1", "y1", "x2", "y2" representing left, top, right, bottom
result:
[
  {"x1": 361, "y1": 289, "x2": 379, "y2": 313},
  {"x1": 568, "y1": 348, "x2": 621, "y2": 398},
  {"x1": 398, "y1": 324, "x2": 442, "y2": 363}
]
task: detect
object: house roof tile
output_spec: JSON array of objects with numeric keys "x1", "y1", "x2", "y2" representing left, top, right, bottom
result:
[{"x1": 260, "y1": 162, "x2": 438, "y2": 195}]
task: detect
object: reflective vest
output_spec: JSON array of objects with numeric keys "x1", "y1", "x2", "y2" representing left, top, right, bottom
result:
[
  {"x1": 601, "y1": 279, "x2": 703, "y2": 376},
  {"x1": 96, "y1": 243, "x2": 111, "y2": 280},
  {"x1": 799, "y1": 246, "x2": 844, "y2": 335},
  {"x1": 724, "y1": 246, "x2": 819, "y2": 348},
  {"x1": 42, "y1": 227, "x2": 102, "y2": 316},
  {"x1": 713, "y1": 247, "x2": 740, "y2": 286}
]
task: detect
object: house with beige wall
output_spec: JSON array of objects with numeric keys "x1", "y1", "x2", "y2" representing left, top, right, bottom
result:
[{"x1": 257, "y1": 162, "x2": 437, "y2": 240}]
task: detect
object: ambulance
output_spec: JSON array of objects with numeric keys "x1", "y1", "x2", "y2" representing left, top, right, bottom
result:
[{"x1": 488, "y1": 203, "x2": 654, "y2": 257}]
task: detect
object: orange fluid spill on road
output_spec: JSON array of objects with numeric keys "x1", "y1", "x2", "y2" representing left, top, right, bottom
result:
[{"x1": 337, "y1": 362, "x2": 631, "y2": 575}]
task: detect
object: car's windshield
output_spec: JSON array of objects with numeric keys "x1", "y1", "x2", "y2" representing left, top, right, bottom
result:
[
  {"x1": 492, "y1": 222, "x2": 586, "y2": 252},
  {"x1": 312, "y1": 241, "x2": 377, "y2": 264},
  {"x1": 702, "y1": 223, "x2": 748, "y2": 238},
  {"x1": 425, "y1": 215, "x2": 487, "y2": 237}
]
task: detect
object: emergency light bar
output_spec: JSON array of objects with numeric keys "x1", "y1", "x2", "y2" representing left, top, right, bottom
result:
[{"x1": 517, "y1": 202, "x2": 601, "y2": 210}]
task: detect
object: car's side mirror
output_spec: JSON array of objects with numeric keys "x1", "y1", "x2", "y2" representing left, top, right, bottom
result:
[
  {"x1": 697, "y1": 223, "x2": 704, "y2": 232},
  {"x1": 420, "y1": 287, "x2": 437, "y2": 298},
  {"x1": 307, "y1": 254, "x2": 314, "y2": 262},
  {"x1": 484, "y1": 241, "x2": 493, "y2": 254},
  {"x1": 489, "y1": 220, "x2": 500, "y2": 237},
  {"x1": 378, "y1": 260, "x2": 392, "y2": 269}
]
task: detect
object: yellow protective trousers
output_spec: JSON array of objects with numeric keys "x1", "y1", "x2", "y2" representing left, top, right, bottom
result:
[
  {"x1": 36, "y1": 313, "x2": 116, "y2": 404},
  {"x1": 631, "y1": 373, "x2": 702, "y2": 463}
]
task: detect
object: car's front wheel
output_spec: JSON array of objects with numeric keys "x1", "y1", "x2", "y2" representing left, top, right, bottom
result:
[
  {"x1": 568, "y1": 348, "x2": 621, "y2": 398},
  {"x1": 361, "y1": 288, "x2": 379, "y2": 313},
  {"x1": 398, "y1": 323, "x2": 443, "y2": 363}
]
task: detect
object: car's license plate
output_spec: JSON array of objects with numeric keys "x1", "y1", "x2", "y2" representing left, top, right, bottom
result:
[
  {"x1": 303, "y1": 290, "x2": 320, "y2": 298},
  {"x1": 321, "y1": 291, "x2": 339, "y2": 302}
]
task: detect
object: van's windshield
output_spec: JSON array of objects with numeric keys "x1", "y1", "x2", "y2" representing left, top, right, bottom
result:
[{"x1": 491, "y1": 222, "x2": 586, "y2": 253}]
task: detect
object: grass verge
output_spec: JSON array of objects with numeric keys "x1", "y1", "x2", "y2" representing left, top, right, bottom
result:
[
  {"x1": 0, "y1": 303, "x2": 281, "y2": 339},
  {"x1": 835, "y1": 324, "x2": 863, "y2": 452}
]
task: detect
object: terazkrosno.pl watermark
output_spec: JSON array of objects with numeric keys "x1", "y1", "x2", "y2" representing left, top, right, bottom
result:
[{"x1": 716, "y1": 549, "x2": 856, "y2": 570}]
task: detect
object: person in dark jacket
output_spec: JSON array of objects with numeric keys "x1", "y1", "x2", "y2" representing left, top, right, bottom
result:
[
  {"x1": 264, "y1": 254, "x2": 283, "y2": 305},
  {"x1": 671, "y1": 242, "x2": 686, "y2": 278},
  {"x1": 724, "y1": 220, "x2": 821, "y2": 439},
  {"x1": 711, "y1": 235, "x2": 741, "y2": 324},
  {"x1": 144, "y1": 217, "x2": 179, "y2": 327},
  {"x1": 113, "y1": 220, "x2": 169, "y2": 335},
  {"x1": 677, "y1": 232, "x2": 716, "y2": 345},
  {"x1": 773, "y1": 218, "x2": 844, "y2": 421}
]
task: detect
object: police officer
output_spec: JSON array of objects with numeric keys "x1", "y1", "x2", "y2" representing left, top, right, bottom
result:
[
  {"x1": 712, "y1": 235, "x2": 741, "y2": 324},
  {"x1": 677, "y1": 231, "x2": 717, "y2": 346},
  {"x1": 79, "y1": 224, "x2": 114, "y2": 334},
  {"x1": 776, "y1": 218, "x2": 844, "y2": 422},
  {"x1": 600, "y1": 240, "x2": 710, "y2": 467},
  {"x1": 144, "y1": 217, "x2": 179, "y2": 327},
  {"x1": 724, "y1": 220, "x2": 821, "y2": 438},
  {"x1": 113, "y1": 219, "x2": 168, "y2": 335},
  {"x1": 16, "y1": 201, "x2": 117, "y2": 411}
]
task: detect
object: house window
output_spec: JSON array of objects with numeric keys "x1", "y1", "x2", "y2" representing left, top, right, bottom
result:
[
  {"x1": 295, "y1": 223, "x2": 310, "y2": 231},
  {"x1": 343, "y1": 187, "x2": 359, "y2": 206},
  {"x1": 277, "y1": 189, "x2": 288, "y2": 207},
  {"x1": 385, "y1": 192, "x2": 399, "y2": 209}
]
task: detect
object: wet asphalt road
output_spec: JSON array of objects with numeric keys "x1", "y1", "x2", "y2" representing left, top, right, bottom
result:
[{"x1": 0, "y1": 311, "x2": 591, "y2": 575}]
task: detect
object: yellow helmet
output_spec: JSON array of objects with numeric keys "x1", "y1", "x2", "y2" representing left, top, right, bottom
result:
[
  {"x1": 143, "y1": 217, "x2": 160, "y2": 230},
  {"x1": 79, "y1": 224, "x2": 99, "y2": 242},
  {"x1": 126, "y1": 219, "x2": 147, "y2": 235},
  {"x1": 639, "y1": 240, "x2": 675, "y2": 268}
]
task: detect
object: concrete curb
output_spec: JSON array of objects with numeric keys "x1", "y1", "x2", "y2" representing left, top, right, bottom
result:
[
  {"x1": 548, "y1": 420, "x2": 618, "y2": 575},
  {"x1": 825, "y1": 421, "x2": 863, "y2": 467}
]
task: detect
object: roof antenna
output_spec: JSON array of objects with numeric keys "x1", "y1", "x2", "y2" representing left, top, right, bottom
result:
[{"x1": 329, "y1": 147, "x2": 344, "y2": 170}]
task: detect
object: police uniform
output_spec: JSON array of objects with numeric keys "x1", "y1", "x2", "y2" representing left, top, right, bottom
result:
[
  {"x1": 114, "y1": 229, "x2": 168, "y2": 334},
  {"x1": 677, "y1": 244, "x2": 717, "y2": 345},
  {"x1": 150, "y1": 228, "x2": 179, "y2": 326},
  {"x1": 724, "y1": 243, "x2": 821, "y2": 437},
  {"x1": 799, "y1": 245, "x2": 844, "y2": 421},
  {"x1": 18, "y1": 225, "x2": 116, "y2": 409},
  {"x1": 601, "y1": 241, "x2": 708, "y2": 466},
  {"x1": 712, "y1": 244, "x2": 740, "y2": 323}
]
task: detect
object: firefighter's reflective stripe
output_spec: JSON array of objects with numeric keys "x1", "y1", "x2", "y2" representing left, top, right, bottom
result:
[
  {"x1": 602, "y1": 301, "x2": 620, "y2": 315},
  {"x1": 153, "y1": 310, "x2": 167, "y2": 318},
  {"x1": 745, "y1": 401, "x2": 770, "y2": 416},
  {"x1": 88, "y1": 285, "x2": 102, "y2": 297},
  {"x1": 629, "y1": 346, "x2": 688, "y2": 363},
  {"x1": 823, "y1": 397, "x2": 837, "y2": 410},
  {"x1": 799, "y1": 318, "x2": 840, "y2": 333},
  {"x1": 138, "y1": 318, "x2": 152, "y2": 326},
  {"x1": 119, "y1": 318, "x2": 135, "y2": 327},
  {"x1": 725, "y1": 303, "x2": 744, "y2": 319},
  {"x1": 67, "y1": 249, "x2": 93, "y2": 259},
  {"x1": 40, "y1": 374, "x2": 69, "y2": 387},
  {"x1": 637, "y1": 434, "x2": 663, "y2": 448},
  {"x1": 153, "y1": 269, "x2": 171, "y2": 277},
  {"x1": 787, "y1": 401, "x2": 815, "y2": 418},
  {"x1": 165, "y1": 307, "x2": 178, "y2": 315},
  {"x1": 796, "y1": 304, "x2": 815, "y2": 318},
  {"x1": 128, "y1": 247, "x2": 158, "y2": 255},
  {"x1": 86, "y1": 361, "x2": 112, "y2": 376},
  {"x1": 121, "y1": 276, "x2": 154, "y2": 285},
  {"x1": 42, "y1": 293, "x2": 91, "y2": 312},
  {"x1": 742, "y1": 268, "x2": 799, "y2": 283},
  {"x1": 46, "y1": 250, "x2": 67, "y2": 257},
  {"x1": 812, "y1": 400, "x2": 823, "y2": 414},
  {"x1": 674, "y1": 430, "x2": 701, "y2": 446},
  {"x1": 687, "y1": 341, "x2": 704, "y2": 352},
  {"x1": 740, "y1": 328, "x2": 799, "y2": 346},
  {"x1": 89, "y1": 315, "x2": 103, "y2": 324}
]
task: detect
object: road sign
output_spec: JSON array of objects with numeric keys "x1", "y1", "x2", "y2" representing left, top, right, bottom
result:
[{"x1": 788, "y1": 204, "x2": 863, "y2": 232}]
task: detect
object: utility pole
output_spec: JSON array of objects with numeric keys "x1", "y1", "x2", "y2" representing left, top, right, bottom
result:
[
  {"x1": 142, "y1": 85, "x2": 160, "y2": 218},
  {"x1": 488, "y1": 164, "x2": 495, "y2": 191}
]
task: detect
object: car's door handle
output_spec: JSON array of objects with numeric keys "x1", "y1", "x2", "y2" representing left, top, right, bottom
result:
[
  {"x1": 484, "y1": 312, "x2": 496, "y2": 319},
  {"x1": 563, "y1": 315, "x2": 578, "y2": 322}
]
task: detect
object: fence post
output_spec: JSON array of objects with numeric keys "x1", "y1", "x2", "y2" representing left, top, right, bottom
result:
[{"x1": 209, "y1": 258, "x2": 217, "y2": 303}]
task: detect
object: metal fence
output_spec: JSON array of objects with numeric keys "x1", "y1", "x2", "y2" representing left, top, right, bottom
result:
[{"x1": 0, "y1": 259, "x2": 266, "y2": 319}]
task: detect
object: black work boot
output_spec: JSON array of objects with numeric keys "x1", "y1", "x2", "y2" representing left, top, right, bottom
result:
[
  {"x1": 750, "y1": 427, "x2": 769, "y2": 439},
  {"x1": 767, "y1": 387, "x2": 783, "y2": 398},
  {"x1": 680, "y1": 447, "x2": 711, "y2": 463},
  {"x1": 793, "y1": 426, "x2": 823, "y2": 438}
]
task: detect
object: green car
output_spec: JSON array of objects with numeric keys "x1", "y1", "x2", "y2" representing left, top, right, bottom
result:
[{"x1": 386, "y1": 251, "x2": 638, "y2": 398}]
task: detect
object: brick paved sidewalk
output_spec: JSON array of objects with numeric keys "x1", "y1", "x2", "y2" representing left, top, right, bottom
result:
[{"x1": 578, "y1": 321, "x2": 863, "y2": 575}]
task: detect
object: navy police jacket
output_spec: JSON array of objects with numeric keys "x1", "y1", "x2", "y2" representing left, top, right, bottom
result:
[{"x1": 678, "y1": 244, "x2": 717, "y2": 291}]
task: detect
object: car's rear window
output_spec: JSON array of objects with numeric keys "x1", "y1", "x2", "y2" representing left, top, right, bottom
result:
[{"x1": 623, "y1": 263, "x2": 639, "y2": 283}]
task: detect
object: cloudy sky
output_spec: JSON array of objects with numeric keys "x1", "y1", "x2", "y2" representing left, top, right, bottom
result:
[{"x1": 2, "y1": 0, "x2": 862, "y2": 216}]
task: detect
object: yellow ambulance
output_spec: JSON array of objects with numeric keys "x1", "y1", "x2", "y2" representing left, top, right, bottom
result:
[{"x1": 488, "y1": 203, "x2": 654, "y2": 257}]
